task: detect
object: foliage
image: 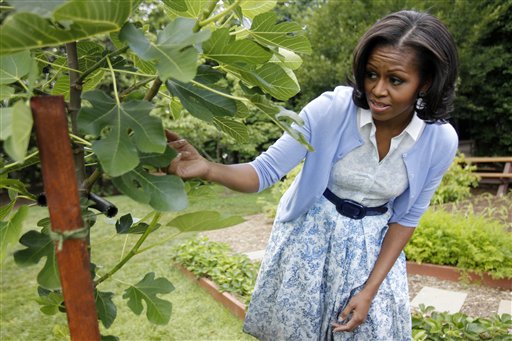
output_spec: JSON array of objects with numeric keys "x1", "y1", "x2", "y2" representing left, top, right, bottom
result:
[
  {"x1": 440, "y1": 192, "x2": 512, "y2": 230},
  {"x1": 0, "y1": 0, "x2": 312, "y2": 336},
  {"x1": 405, "y1": 208, "x2": 512, "y2": 279},
  {"x1": 122, "y1": 272, "x2": 175, "y2": 325},
  {"x1": 0, "y1": 0, "x2": 312, "y2": 210},
  {"x1": 445, "y1": 0, "x2": 512, "y2": 155},
  {"x1": 430, "y1": 153, "x2": 480, "y2": 205},
  {"x1": 412, "y1": 304, "x2": 512, "y2": 341},
  {"x1": 171, "y1": 237, "x2": 259, "y2": 305}
]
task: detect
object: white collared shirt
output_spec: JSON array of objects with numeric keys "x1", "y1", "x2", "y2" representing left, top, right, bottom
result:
[{"x1": 328, "y1": 108, "x2": 426, "y2": 207}]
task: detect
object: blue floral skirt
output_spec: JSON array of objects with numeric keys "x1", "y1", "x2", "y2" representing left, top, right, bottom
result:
[{"x1": 243, "y1": 196, "x2": 412, "y2": 341}]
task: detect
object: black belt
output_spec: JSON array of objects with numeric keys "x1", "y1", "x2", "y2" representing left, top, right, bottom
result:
[{"x1": 323, "y1": 188, "x2": 388, "y2": 220}]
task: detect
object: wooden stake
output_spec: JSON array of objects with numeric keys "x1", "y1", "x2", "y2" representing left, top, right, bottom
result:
[{"x1": 31, "y1": 96, "x2": 100, "y2": 341}]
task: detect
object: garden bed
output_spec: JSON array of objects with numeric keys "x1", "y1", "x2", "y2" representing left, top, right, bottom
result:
[
  {"x1": 175, "y1": 264, "x2": 246, "y2": 321},
  {"x1": 406, "y1": 261, "x2": 511, "y2": 290}
]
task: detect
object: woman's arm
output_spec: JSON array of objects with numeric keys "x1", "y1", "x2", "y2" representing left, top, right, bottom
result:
[
  {"x1": 332, "y1": 222, "x2": 414, "y2": 332},
  {"x1": 166, "y1": 130, "x2": 259, "y2": 192}
]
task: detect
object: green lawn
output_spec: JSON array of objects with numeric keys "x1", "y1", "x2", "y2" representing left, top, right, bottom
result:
[{"x1": 1, "y1": 185, "x2": 273, "y2": 341}]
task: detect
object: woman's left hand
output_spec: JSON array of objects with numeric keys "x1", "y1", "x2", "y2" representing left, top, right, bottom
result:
[{"x1": 331, "y1": 290, "x2": 373, "y2": 332}]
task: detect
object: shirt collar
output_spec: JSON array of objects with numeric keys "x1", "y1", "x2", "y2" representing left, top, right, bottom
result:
[
  {"x1": 359, "y1": 108, "x2": 425, "y2": 141},
  {"x1": 407, "y1": 112, "x2": 426, "y2": 141}
]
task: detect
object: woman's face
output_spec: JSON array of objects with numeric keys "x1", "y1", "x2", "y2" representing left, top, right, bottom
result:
[{"x1": 364, "y1": 45, "x2": 427, "y2": 125}]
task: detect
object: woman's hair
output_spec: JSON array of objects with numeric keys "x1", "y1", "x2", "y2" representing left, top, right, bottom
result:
[{"x1": 351, "y1": 10, "x2": 458, "y2": 122}]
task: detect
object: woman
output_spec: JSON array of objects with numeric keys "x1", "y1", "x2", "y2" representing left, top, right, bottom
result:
[{"x1": 167, "y1": 10, "x2": 459, "y2": 341}]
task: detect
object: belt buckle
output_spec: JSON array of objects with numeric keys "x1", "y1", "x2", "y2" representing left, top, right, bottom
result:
[{"x1": 337, "y1": 199, "x2": 366, "y2": 219}]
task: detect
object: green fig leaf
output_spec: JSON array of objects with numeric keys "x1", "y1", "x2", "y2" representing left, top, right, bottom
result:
[
  {"x1": 240, "y1": 0, "x2": 277, "y2": 19},
  {"x1": 203, "y1": 28, "x2": 271, "y2": 65},
  {"x1": 0, "y1": 50, "x2": 32, "y2": 84},
  {"x1": 14, "y1": 230, "x2": 60, "y2": 290},
  {"x1": 0, "y1": 0, "x2": 132, "y2": 55},
  {"x1": 213, "y1": 116, "x2": 249, "y2": 143},
  {"x1": 122, "y1": 272, "x2": 174, "y2": 325},
  {"x1": 232, "y1": 63, "x2": 300, "y2": 101},
  {"x1": 139, "y1": 146, "x2": 177, "y2": 168},
  {"x1": 78, "y1": 90, "x2": 165, "y2": 177},
  {"x1": 0, "y1": 85, "x2": 14, "y2": 100},
  {"x1": 115, "y1": 214, "x2": 160, "y2": 235},
  {"x1": 8, "y1": 0, "x2": 68, "y2": 17},
  {"x1": 1, "y1": 101, "x2": 33, "y2": 162},
  {"x1": 95, "y1": 290, "x2": 117, "y2": 329},
  {"x1": 167, "y1": 211, "x2": 245, "y2": 232},
  {"x1": 111, "y1": 167, "x2": 187, "y2": 212},
  {"x1": 166, "y1": 78, "x2": 237, "y2": 121},
  {"x1": 0, "y1": 205, "x2": 28, "y2": 262},
  {"x1": 36, "y1": 291, "x2": 64, "y2": 315},
  {"x1": 248, "y1": 12, "x2": 311, "y2": 54},
  {"x1": 119, "y1": 20, "x2": 210, "y2": 82},
  {"x1": 163, "y1": 0, "x2": 211, "y2": 18}
]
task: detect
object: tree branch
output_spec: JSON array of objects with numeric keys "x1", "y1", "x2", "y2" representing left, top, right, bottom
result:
[
  {"x1": 143, "y1": 78, "x2": 163, "y2": 101},
  {"x1": 198, "y1": 0, "x2": 241, "y2": 28},
  {"x1": 65, "y1": 42, "x2": 87, "y2": 189},
  {"x1": 94, "y1": 212, "x2": 162, "y2": 286},
  {"x1": 77, "y1": 45, "x2": 129, "y2": 85},
  {"x1": 120, "y1": 76, "x2": 157, "y2": 100},
  {"x1": 82, "y1": 168, "x2": 101, "y2": 193}
]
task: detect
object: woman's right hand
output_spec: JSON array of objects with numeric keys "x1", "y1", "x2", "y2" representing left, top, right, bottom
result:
[{"x1": 165, "y1": 130, "x2": 211, "y2": 180}]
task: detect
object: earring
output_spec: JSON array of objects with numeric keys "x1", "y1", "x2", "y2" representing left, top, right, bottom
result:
[
  {"x1": 354, "y1": 88, "x2": 363, "y2": 99},
  {"x1": 416, "y1": 91, "x2": 426, "y2": 111}
]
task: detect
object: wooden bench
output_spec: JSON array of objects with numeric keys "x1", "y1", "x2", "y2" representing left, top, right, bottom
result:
[{"x1": 463, "y1": 156, "x2": 512, "y2": 196}]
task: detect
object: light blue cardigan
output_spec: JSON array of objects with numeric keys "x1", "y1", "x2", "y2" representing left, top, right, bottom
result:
[{"x1": 249, "y1": 86, "x2": 458, "y2": 227}]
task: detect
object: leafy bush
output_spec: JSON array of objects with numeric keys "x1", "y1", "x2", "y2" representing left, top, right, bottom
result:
[
  {"x1": 430, "y1": 153, "x2": 480, "y2": 205},
  {"x1": 171, "y1": 237, "x2": 259, "y2": 305},
  {"x1": 412, "y1": 305, "x2": 512, "y2": 340},
  {"x1": 406, "y1": 208, "x2": 512, "y2": 279}
]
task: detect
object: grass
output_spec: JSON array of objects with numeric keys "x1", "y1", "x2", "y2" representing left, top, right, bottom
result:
[{"x1": 1, "y1": 185, "x2": 274, "y2": 341}]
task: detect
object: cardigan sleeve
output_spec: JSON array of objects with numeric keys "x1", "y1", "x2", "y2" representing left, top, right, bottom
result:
[
  {"x1": 248, "y1": 103, "x2": 313, "y2": 192},
  {"x1": 248, "y1": 87, "x2": 344, "y2": 192},
  {"x1": 248, "y1": 130, "x2": 309, "y2": 192},
  {"x1": 393, "y1": 123, "x2": 459, "y2": 227}
]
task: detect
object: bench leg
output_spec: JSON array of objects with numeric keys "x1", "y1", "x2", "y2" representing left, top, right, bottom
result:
[{"x1": 497, "y1": 162, "x2": 511, "y2": 196}]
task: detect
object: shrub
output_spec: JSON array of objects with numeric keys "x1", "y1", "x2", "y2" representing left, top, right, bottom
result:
[
  {"x1": 171, "y1": 237, "x2": 259, "y2": 305},
  {"x1": 406, "y1": 208, "x2": 512, "y2": 279},
  {"x1": 412, "y1": 305, "x2": 512, "y2": 340},
  {"x1": 430, "y1": 153, "x2": 480, "y2": 205}
]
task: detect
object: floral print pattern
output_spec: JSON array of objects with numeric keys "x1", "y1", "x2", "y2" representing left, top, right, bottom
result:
[{"x1": 243, "y1": 196, "x2": 412, "y2": 341}]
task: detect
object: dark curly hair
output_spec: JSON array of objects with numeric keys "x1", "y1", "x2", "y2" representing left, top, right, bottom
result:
[{"x1": 350, "y1": 10, "x2": 458, "y2": 122}]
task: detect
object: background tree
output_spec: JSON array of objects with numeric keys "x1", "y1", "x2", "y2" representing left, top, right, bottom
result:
[
  {"x1": 290, "y1": 0, "x2": 512, "y2": 155},
  {"x1": 447, "y1": 0, "x2": 512, "y2": 155}
]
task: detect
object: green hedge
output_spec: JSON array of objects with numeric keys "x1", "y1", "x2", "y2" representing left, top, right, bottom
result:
[
  {"x1": 412, "y1": 305, "x2": 511, "y2": 340},
  {"x1": 171, "y1": 237, "x2": 258, "y2": 305},
  {"x1": 406, "y1": 209, "x2": 512, "y2": 279}
]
